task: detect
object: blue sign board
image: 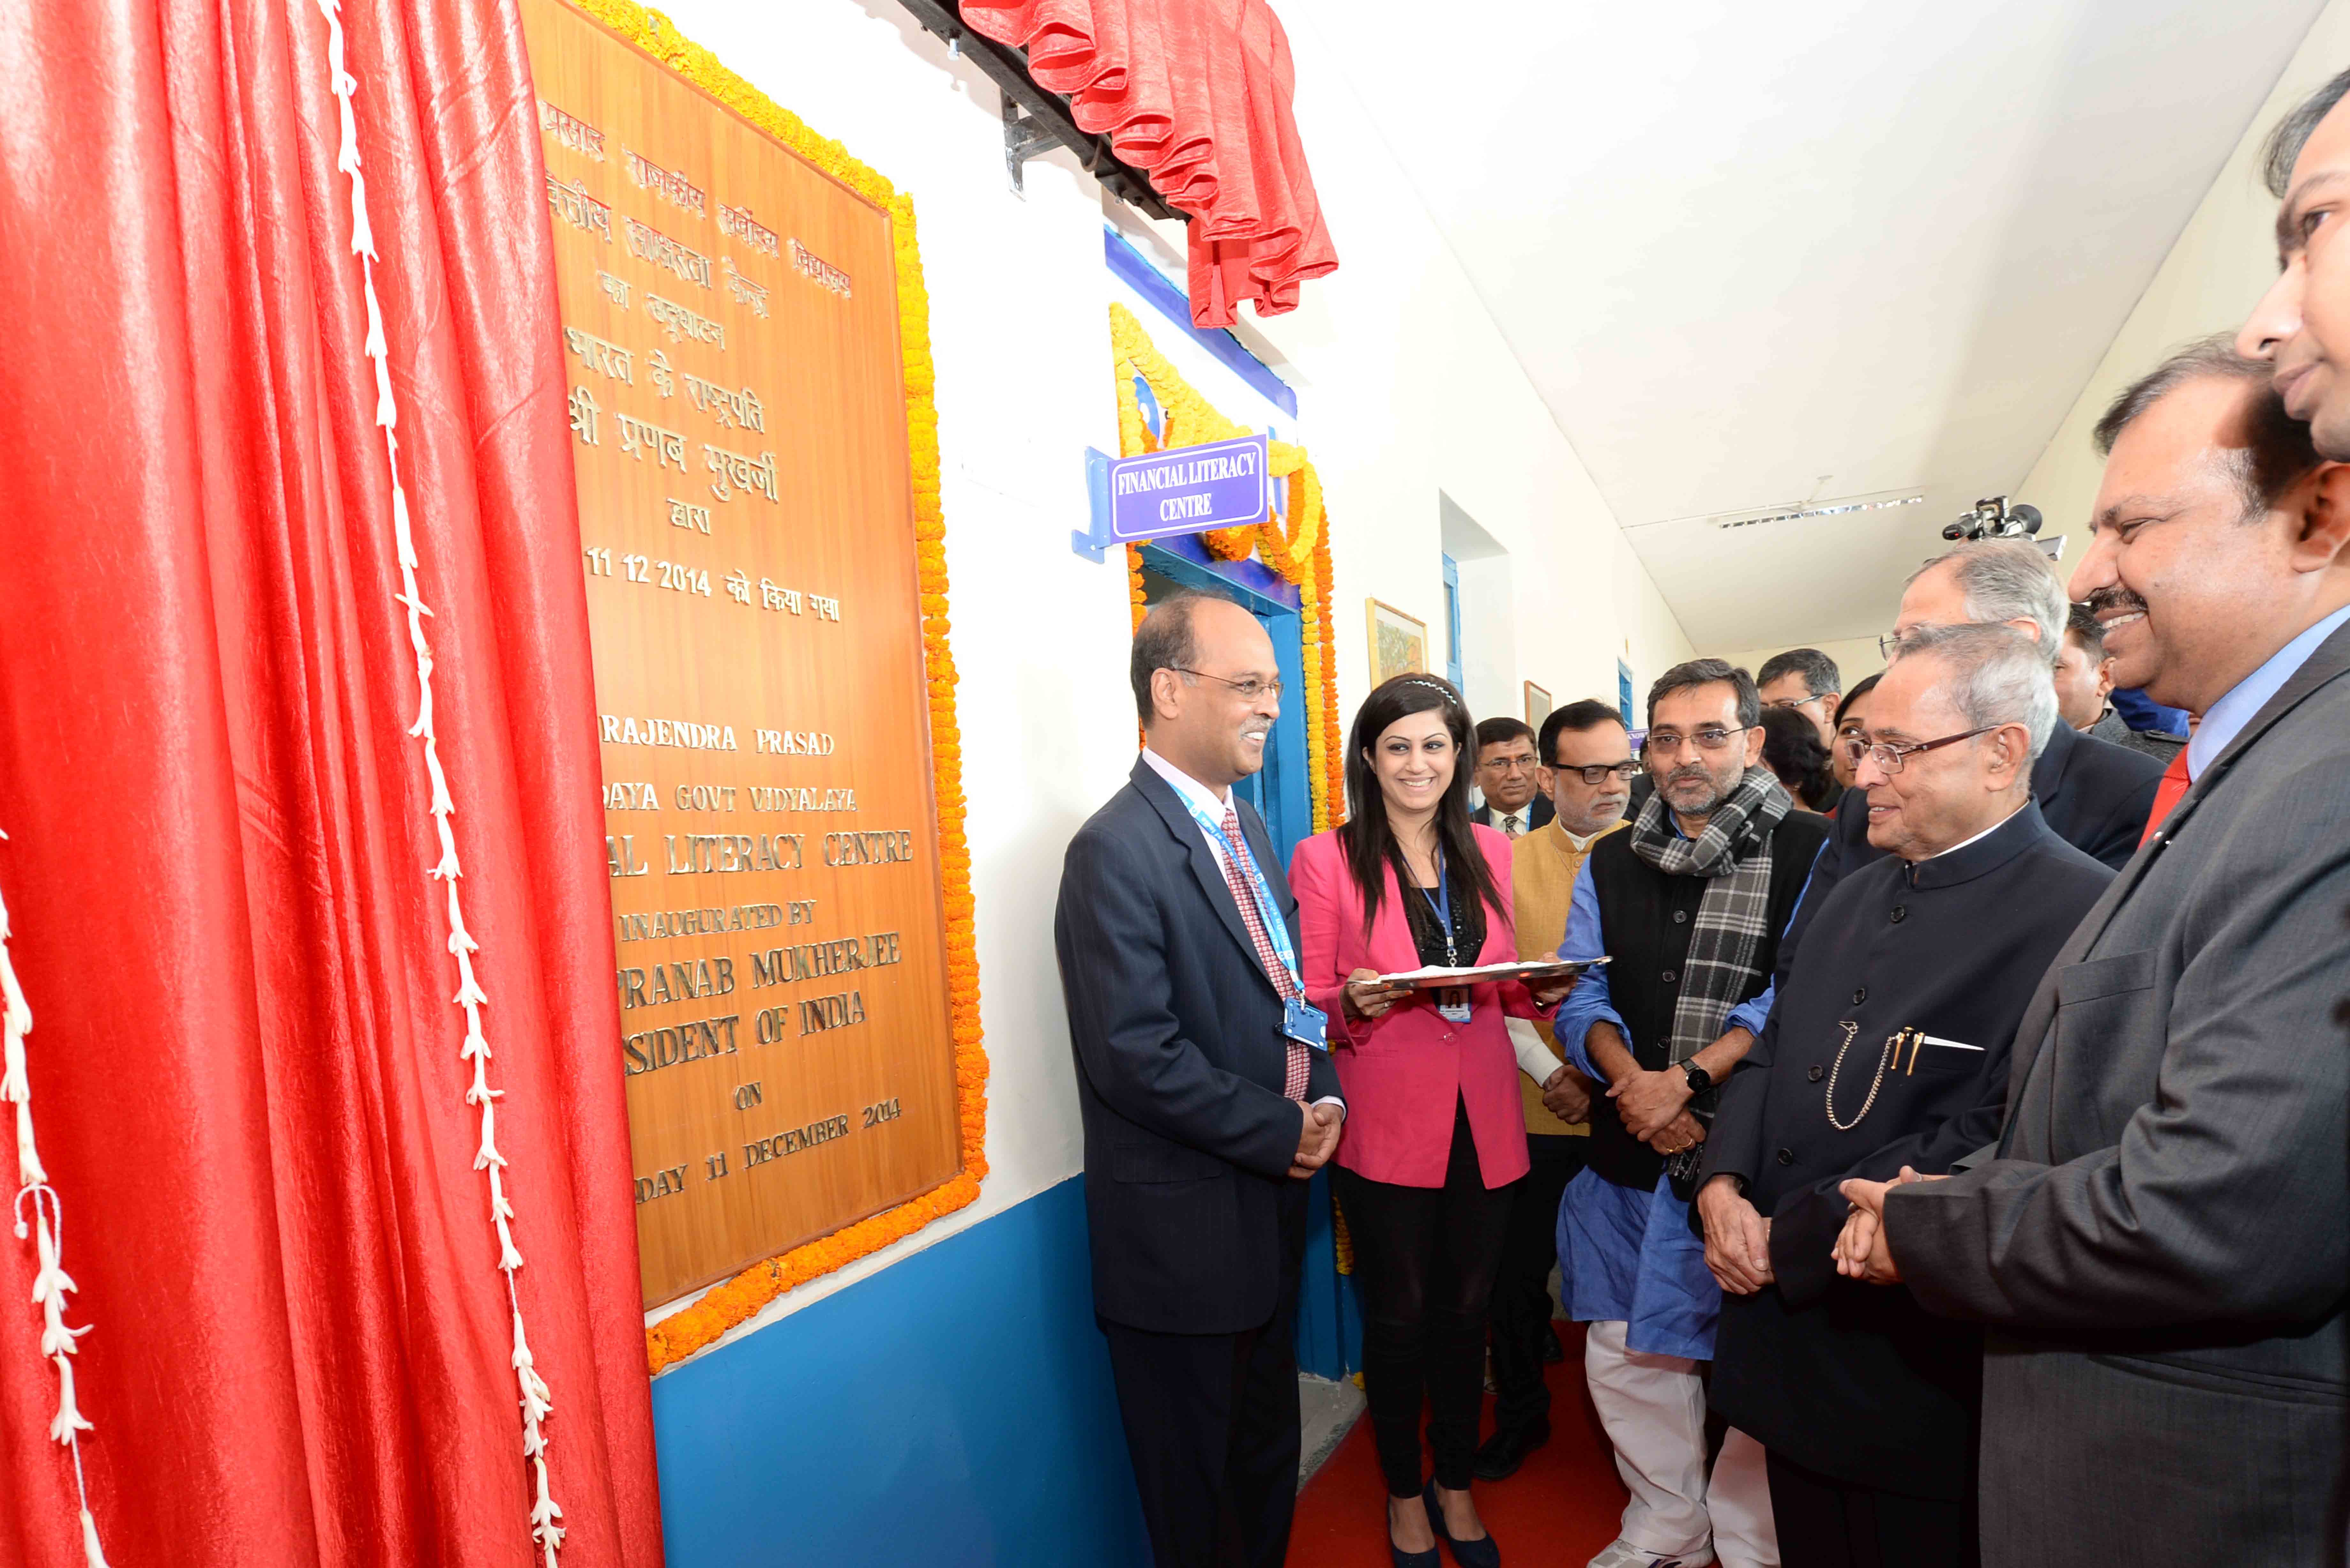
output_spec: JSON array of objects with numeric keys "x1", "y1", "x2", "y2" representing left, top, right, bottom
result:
[{"x1": 1073, "y1": 434, "x2": 1270, "y2": 561}]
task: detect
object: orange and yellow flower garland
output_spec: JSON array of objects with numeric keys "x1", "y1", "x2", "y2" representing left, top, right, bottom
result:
[
  {"x1": 1109, "y1": 304, "x2": 1346, "y2": 825},
  {"x1": 580, "y1": 0, "x2": 990, "y2": 1376}
]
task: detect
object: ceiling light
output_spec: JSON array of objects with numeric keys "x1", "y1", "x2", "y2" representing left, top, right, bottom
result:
[{"x1": 1711, "y1": 494, "x2": 1925, "y2": 531}]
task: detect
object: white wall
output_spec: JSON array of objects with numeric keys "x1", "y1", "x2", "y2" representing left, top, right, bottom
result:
[
  {"x1": 1700, "y1": 0, "x2": 2350, "y2": 685},
  {"x1": 2016, "y1": 0, "x2": 2350, "y2": 568},
  {"x1": 643, "y1": 0, "x2": 1694, "y2": 1362},
  {"x1": 1710, "y1": 636, "x2": 1888, "y2": 692}
]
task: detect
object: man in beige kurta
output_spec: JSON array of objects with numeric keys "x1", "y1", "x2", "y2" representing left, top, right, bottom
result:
[{"x1": 1476, "y1": 699, "x2": 1637, "y2": 1479}]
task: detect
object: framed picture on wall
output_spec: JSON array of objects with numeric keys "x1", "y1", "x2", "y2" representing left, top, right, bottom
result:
[
  {"x1": 1524, "y1": 681, "x2": 1552, "y2": 731},
  {"x1": 1366, "y1": 599, "x2": 1428, "y2": 686}
]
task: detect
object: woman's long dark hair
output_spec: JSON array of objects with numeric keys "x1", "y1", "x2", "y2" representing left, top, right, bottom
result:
[
  {"x1": 1759, "y1": 707, "x2": 1838, "y2": 811},
  {"x1": 1338, "y1": 674, "x2": 1510, "y2": 939}
]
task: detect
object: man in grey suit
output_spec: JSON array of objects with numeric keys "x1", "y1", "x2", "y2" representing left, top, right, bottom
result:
[{"x1": 1838, "y1": 340, "x2": 2350, "y2": 1564}]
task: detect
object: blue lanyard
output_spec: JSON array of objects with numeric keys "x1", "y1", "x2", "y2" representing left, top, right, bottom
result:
[
  {"x1": 1174, "y1": 791, "x2": 1304, "y2": 992},
  {"x1": 1418, "y1": 847, "x2": 1457, "y2": 967}
]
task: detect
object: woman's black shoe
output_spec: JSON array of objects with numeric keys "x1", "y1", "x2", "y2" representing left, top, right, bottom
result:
[
  {"x1": 1387, "y1": 1493, "x2": 1441, "y2": 1568},
  {"x1": 1424, "y1": 1478, "x2": 1502, "y2": 1568}
]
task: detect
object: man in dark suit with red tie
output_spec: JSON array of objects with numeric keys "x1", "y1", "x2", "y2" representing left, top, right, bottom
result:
[{"x1": 1056, "y1": 591, "x2": 1346, "y2": 1568}]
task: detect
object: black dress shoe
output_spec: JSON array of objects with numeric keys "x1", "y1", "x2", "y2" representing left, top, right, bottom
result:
[
  {"x1": 1425, "y1": 1478, "x2": 1501, "y2": 1568},
  {"x1": 1470, "y1": 1418, "x2": 1551, "y2": 1481}
]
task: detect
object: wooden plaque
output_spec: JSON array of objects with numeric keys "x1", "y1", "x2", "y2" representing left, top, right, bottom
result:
[{"x1": 522, "y1": 0, "x2": 962, "y2": 1307}]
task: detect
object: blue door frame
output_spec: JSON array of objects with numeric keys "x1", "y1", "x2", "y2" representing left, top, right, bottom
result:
[
  {"x1": 1137, "y1": 539, "x2": 1362, "y2": 1381},
  {"x1": 1442, "y1": 553, "x2": 1465, "y2": 692}
]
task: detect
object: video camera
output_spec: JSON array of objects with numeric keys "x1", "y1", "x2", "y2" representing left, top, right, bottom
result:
[{"x1": 1942, "y1": 495, "x2": 2043, "y2": 542}]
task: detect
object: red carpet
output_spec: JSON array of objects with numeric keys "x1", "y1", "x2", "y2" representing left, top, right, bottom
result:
[{"x1": 1292, "y1": 1321, "x2": 1629, "y2": 1566}]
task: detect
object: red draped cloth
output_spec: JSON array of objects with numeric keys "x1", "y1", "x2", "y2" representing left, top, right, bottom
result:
[
  {"x1": 961, "y1": 0, "x2": 1339, "y2": 327},
  {"x1": 0, "y1": 0, "x2": 663, "y2": 1559}
]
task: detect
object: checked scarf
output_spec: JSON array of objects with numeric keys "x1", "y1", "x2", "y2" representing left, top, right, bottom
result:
[{"x1": 1626, "y1": 765, "x2": 1789, "y2": 1068}]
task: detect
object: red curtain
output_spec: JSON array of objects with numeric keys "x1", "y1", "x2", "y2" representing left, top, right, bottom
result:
[
  {"x1": 0, "y1": 0, "x2": 663, "y2": 1558},
  {"x1": 959, "y1": 0, "x2": 1339, "y2": 328}
]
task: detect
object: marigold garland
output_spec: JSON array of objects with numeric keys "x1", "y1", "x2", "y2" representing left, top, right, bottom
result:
[
  {"x1": 577, "y1": 0, "x2": 990, "y2": 1377},
  {"x1": 1110, "y1": 304, "x2": 1346, "y2": 825}
]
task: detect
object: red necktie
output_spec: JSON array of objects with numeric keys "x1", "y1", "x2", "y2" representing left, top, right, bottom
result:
[
  {"x1": 2139, "y1": 750, "x2": 2192, "y2": 846},
  {"x1": 1217, "y1": 805, "x2": 1311, "y2": 1102}
]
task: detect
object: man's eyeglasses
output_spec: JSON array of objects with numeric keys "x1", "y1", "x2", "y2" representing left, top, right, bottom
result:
[
  {"x1": 1642, "y1": 726, "x2": 1753, "y2": 757},
  {"x1": 1839, "y1": 725, "x2": 1998, "y2": 775},
  {"x1": 1168, "y1": 667, "x2": 1283, "y2": 701},
  {"x1": 1556, "y1": 761, "x2": 1641, "y2": 786},
  {"x1": 1762, "y1": 694, "x2": 1828, "y2": 713},
  {"x1": 1481, "y1": 754, "x2": 1540, "y2": 776},
  {"x1": 1876, "y1": 625, "x2": 1937, "y2": 660}
]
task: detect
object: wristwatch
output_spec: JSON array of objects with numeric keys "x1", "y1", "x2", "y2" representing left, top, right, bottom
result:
[{"x1": 1681, "y1": 1060, "x2": 1713, "y2": 1096}]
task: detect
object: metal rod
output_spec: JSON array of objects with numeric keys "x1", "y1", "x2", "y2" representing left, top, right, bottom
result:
[{"x1": 895, "y1": 0, "x2": 1187, "y2": 223}]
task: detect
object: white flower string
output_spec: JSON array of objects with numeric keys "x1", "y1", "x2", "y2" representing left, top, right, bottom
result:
[
  {"x1": 2, "y1": 829, "x2": 112, "y2": 1567},
  {"x1": 306, "y1": 3, "x2": 564, "y2": 1559}
]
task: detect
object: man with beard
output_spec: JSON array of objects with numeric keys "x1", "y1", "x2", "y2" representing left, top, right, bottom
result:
[
  {"x1": 1839, "y1": 341, "x2": 2350, "y2": 1564},
  {"x1": 1550, "y1": 661, "x2": 1830, "y2": 1568},
  {"x1": 1695, "y1": 626, "x2": 2112, "y2": 1567},
  {"x1": 1474, "y1": 701, "x2": 1624, "y2": 1481}
]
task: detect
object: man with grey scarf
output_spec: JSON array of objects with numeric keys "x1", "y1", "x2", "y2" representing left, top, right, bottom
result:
[{"x1": 1551, "y1": 660, "x2": 1830, "y2": 1568}]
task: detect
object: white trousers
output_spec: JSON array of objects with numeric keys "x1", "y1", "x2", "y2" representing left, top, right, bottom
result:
[{"x1": 1582, "y1": 1319, "x2": 1777, "y2": 1567}]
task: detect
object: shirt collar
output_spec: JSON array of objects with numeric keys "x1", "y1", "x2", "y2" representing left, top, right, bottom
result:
[
  {"x1": 1557, "y1": 817, "x2": 1626, "y2": 853},
  {"x1": 1140, "y1": 746, "x2": 1231, "y2": 819},
  {"x1": 2186, "y1": 603, "x2": 2350, "y2": 782}
]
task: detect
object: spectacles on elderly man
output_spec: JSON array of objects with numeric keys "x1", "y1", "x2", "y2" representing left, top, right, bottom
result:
[
  {"x1": 1555, "y1": 760, "x2": 1642, "y2": 786},
  {"x1": 1643, "y1": 726, "x2": 1754, "y2": 757},
  {"x1": 1839, "y1": 725, "x2": 1998, "y2": 775},
  {"x1": 1168, "y1": 667, "x2": 1283, "y2": 701}
]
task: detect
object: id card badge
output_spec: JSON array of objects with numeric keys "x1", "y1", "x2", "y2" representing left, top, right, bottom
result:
[
  {"x1": 1283, "y1": 997, "x2": 1330, "y2": 1051},
  {"x1": 1436, "y1": 987, "x2": 1472, "y2": 1024}
]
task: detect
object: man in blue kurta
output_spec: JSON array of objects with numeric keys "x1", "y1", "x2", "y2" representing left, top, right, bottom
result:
[{"x1": 1552, "y1": 660, "x2": 1828, "y2": 1568}]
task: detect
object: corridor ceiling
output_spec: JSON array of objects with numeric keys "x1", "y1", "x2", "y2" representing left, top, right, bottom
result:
[{"x1": 1289, "y1": 0, "x2": 2327, "y2": 653}]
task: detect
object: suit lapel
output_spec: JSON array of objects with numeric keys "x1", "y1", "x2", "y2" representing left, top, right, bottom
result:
[
  {"x1": 1129, "y1": 759, "x2": 1277, "y2": 996},
  {"x1": 2004, "y1": 621, "x2": 2350, "y2": 1115}
]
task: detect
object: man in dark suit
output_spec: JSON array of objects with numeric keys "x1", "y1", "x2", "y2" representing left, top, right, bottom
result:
[
  {"x1": 2054, "y1": 603, "x2": 2187, "y2": 762},
  {"x1": 1761, "y1": 542, "x2": 2161, "y2": 1012},
  {"x1": 1056, "y1": 590, "x2": 1345, "y2": 1568},
  {"x1": 1696, "y1": 626, "x2": 2113, "y2": 1565},
  {"x1": 1470, "y1": 716, "x2": 1556, "y2": 836},
  {"x1": 1841, "y1": 343, "x2": 2350, "y2": 1564}
]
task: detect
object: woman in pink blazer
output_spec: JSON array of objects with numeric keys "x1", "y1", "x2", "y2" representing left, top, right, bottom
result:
[{"x1": 1291, "y1": 673, "x2": 1574, "y2": 1568}]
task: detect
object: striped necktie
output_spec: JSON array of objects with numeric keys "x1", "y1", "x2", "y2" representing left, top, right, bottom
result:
[{"x1": 1217, "y1": 805, "x2": 1310, "y2": 1102}]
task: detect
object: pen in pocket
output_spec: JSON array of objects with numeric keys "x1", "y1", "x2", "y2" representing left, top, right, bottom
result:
[{"x1": 1903, "y1": 1031, "x2": 1983, "y2": 1074}]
